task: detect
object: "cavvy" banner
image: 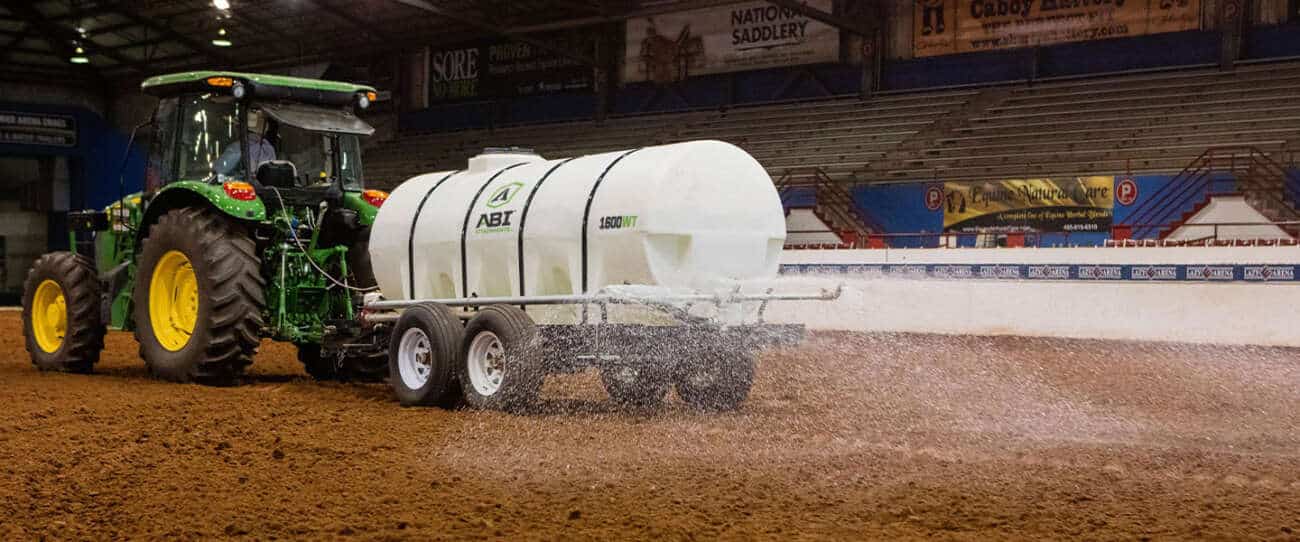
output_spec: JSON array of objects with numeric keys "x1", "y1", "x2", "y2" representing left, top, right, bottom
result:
[{"x1": 914, "y1": 0, "x2": 1201, "y2": 57}]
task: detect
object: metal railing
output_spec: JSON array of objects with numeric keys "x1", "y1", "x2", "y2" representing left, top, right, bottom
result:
[
  {"x1": 775, "y1": 167, "x2": 880, "y2": 241},
  {"x1": 785, "y1": 220, "x2": 1300, "y2": 249},
  {"x1": 1127, "y1": 146, "x2": 1300, "y2": 238}
]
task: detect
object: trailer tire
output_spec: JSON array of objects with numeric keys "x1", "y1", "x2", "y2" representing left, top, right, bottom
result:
[
  {"x1": 675, "y1": 351, "x2": 755, "y2": 412},
  {"x1": 389, "y1": 304, "x2": 463, "y2": 407},
  {"x1": 22, "y1": 251, "x2": 104, "y2": 373},
  {"x1": 460, "y1": 305, "x2": 542, "y2": 411},
  {"x1": 601, "y1": 362, "x2": 670, "y2": 409},
  {"x1": 133, "y1": 208, "x2": 264, "y2": 386}
]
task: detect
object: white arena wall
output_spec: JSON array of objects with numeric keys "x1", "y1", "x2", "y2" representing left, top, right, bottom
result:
[{"x1": 769, "y1": 246, "x2": 1300, "y2": 347}]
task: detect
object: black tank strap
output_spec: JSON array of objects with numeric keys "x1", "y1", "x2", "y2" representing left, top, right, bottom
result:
[
  {"x1": 407, "y1": 170, "x2": 460, "y2": 298},
  {"x1": 460, "y1": 163, "x2": 528, "y2": 298},
  {"x1": 580, "y1": 148, "x2": 641, "y2": 293},
  {"x1": 516, "y1": 157, "x2": 577, "y2": 297}
]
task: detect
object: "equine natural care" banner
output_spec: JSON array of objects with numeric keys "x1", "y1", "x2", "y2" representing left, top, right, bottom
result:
[{"x1": 941, "y1": 177, "x2": 1115, "y2": 233}]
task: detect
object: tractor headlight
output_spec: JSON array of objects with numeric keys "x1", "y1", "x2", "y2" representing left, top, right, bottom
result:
[
  {"x1": 231, "y1": 81, "x2": 246, "y2": 99},
  {"x1": 357, "y1": 92, "x2": 371, "y2": 109}
]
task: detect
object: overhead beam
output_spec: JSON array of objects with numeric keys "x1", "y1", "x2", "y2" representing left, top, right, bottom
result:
[
  {"x1": 0, "y1": 64, "x2": 95, "y2": 85},
  {"x1": 299, "y1": 0, "x2": 390, "y2": 43},
  {"x1": 388, "y1": 0, "x2": 596, "y2": 65},
  {"x1": 52, "y1": 4, "x2": 124, "y2": 21},
  {"x1": 102, "y1": 51, "x2": 205, "y2": 73},
  {"x1": 214, "y1": 7, "x2": 302, "y2": 60},
  {"x1": 107, "y1": 2, "x2": 235, "y2": 66},
  {"x1": 505, "y1": 0, "x2": 746, "y2": 34},
  {"x1": 0, "y1": 24, "x2": 32, "y2": 63},
  {"x1": 0, "y1": 1, "x2": 114, "y2": 77},
  {"x1": 764, "y1": 0, "x2": 872, "y2": 36},
  {"x1": 138, "y1": 23, "x2": 486, "y2": 77},
  {"x1": 100, "y1": 37, "x2": 169, "y2": 51}
]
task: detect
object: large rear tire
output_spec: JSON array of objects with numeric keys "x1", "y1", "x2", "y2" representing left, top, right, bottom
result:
[
  {"x1": 389, "y1": 304, "x2": 463, "y2": 407},
  {"x1": 459, "y1": 305, "x2": 542, "y2": 411},
  {"x1": 133, "y1": 207, "x2": 265, "y2": 385},
  {"x1": 22, "y1": 252, "x2": 104, "y2": 373}
]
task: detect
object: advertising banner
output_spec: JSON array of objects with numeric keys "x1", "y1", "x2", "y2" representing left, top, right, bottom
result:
[
  {"x1": 913, "y1": 0, "x2": 1202, "y2": 57},
  {"x1": 941, "y1": 177, "x2": 1114, "y2": 232},
  {"x1": 0, "y1": 111, "x2": 76, "y2": 147},
  {"x1": 428, "y1": 35, "x2": 595, "y2": 102},
  {"x1": 623, "y1": 0, "x2": 840, "y2": 84}
]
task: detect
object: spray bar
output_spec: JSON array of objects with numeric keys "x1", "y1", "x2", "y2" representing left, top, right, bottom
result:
[{"x1": 364, "y1": 285, "x2": 842, "y2": 311}]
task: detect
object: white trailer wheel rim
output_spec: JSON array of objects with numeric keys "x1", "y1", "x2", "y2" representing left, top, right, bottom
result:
[
  {"x1": 397, "y1": 327, "x2": 434, "y2": 390},
  {"x1": 467, "y1": 331, "x2": 506, "y2": 396}
]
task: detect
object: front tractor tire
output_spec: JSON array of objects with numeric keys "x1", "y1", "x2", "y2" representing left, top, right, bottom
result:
[
  {"x1": 133, "y1": 208, "x2": 265, "y2": 385},
  {"x1": 22, "y1": 252, "x2": 105, "y2": 373}
]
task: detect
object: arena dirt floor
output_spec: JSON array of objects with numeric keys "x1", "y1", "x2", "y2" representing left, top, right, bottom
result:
[{"x1": 2, "y1": 310, "x2": 1299, "y2": 540}]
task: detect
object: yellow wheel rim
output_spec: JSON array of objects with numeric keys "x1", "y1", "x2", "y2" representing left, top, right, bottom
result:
[
  {"x1": 149, "y1": 250, "x2": 199, "y2": 351},
  {"x1": 31, "y1": 279, "x2": 67, "y2": 353}
]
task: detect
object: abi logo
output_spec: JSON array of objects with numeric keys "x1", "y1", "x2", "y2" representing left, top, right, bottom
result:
[
  {"x1": 1116, "y1": 178, "x2": 1138, "y2": 206},
  {"x1": 485, "y1": 181, "x2": 525, "y2": 208},
  {"x1": 476, "y1": 210, "x2": 515, "y2": 229}
]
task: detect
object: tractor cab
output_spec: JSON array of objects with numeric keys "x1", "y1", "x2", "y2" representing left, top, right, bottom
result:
[{"x1": 140, "y1": 72, "x2": 381, "y2": 209}]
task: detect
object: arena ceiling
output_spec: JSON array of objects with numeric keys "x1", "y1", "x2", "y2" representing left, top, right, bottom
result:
[{"x1": 0, "y1": 0, "x2": 866, "y2": 86}]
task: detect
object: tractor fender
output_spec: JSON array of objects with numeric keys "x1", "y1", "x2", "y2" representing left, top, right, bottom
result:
[{"x1": 138, "y1": 181, "x2": 266, "y2": 240}]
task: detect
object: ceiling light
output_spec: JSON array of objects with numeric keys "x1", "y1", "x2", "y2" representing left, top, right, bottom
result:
[
  {"x1": 69, "y1": 55, "x2": 89, "y2": 64},
  {"x1": 213, "y1": 0, "x2": 230, "y2": 10},
  {"x1": 75, "y1": 46, "x2": 85, "y2": 54},
  {"x1": 212, "y1": 27, "x2": 232, "y2": 47}
]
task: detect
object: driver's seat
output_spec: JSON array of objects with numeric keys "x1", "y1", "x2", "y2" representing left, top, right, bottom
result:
[{"x1": 256, "y1": 160, "x2": 297, "y2": 189}]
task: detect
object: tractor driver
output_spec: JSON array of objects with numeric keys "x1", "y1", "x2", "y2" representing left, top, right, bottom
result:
[{"x1": 214, "y1": 111, "x2": 277, "y2": 179}]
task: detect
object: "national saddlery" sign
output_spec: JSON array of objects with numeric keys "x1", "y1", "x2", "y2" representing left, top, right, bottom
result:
[{"x1": 624, "y1": 0, "x2": 840, "y2": 84}]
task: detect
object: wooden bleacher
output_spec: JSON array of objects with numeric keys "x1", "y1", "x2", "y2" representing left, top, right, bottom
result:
[{"x1": 365, "y1": 61, "x2": 1300, "y2": 193}]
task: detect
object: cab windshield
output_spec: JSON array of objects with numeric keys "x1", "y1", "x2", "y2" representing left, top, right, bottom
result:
[
  {"x1": 260, "y1": 102, "x2": 370, "y2": 190},
  {"x1": 274, "y1": 123, "x2": 364, "y2": 190},
  {"x1": 172, "y1": 98, "x2": 368, "y2": 190}
]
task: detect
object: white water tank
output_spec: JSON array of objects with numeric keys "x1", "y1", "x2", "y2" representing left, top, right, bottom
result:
[{"x1": 368, "y1": 140, "x2": 785, "y2": 301}]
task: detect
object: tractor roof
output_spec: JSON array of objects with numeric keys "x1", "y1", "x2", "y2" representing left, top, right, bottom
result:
[{"x1": 141, "y1": 71, "x2": 376, "y2": 103}]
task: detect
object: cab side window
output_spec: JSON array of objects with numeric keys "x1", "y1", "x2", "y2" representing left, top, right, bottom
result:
[{"x1": 146, "y1": 97, "x2": 179, "y2": 192}]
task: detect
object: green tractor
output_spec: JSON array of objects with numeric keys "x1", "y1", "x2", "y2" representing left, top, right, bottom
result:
[{"x1": 21, "y1": 72, "x2": 392, "y2": 385}]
